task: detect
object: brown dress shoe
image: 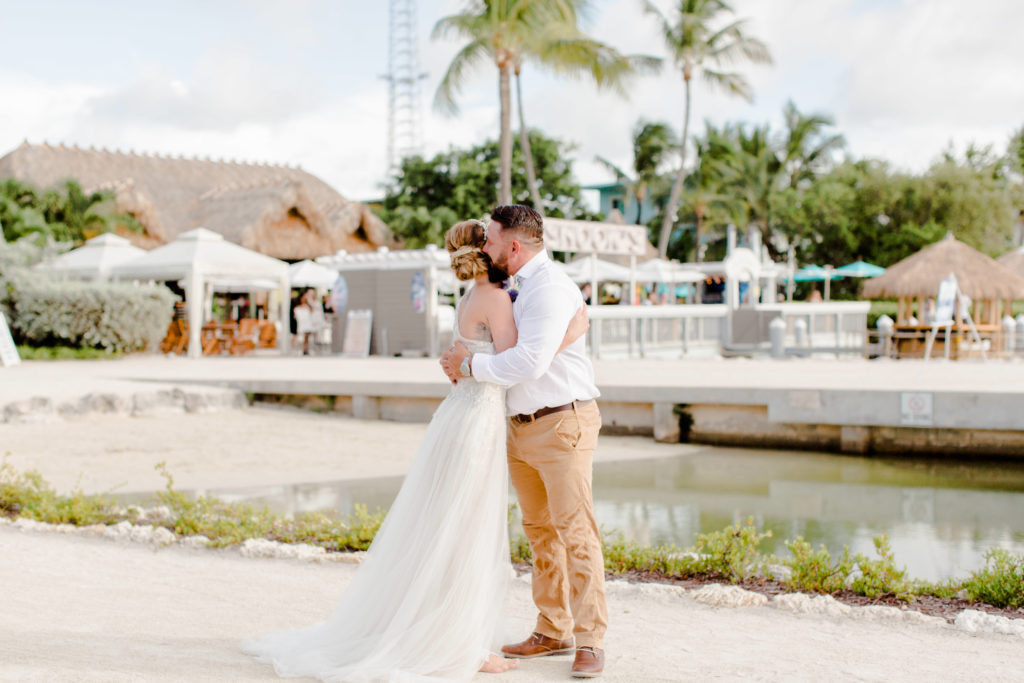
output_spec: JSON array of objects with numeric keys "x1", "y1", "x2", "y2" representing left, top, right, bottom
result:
[
  {"x1": 501, "y1": 632, "x2": 575, "y2": 659},
  {"x1": 571, "y1": 647, "x2": 604, "y2": 678}
]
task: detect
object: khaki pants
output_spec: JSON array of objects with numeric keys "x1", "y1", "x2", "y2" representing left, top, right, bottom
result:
[{"x1": 507, "y1": 400, "x2": 607, "y2": 649}]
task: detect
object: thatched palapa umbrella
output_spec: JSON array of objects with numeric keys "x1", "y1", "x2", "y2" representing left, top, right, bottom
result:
[
  {"x1": 863, "y1": 233, "x2": 1024, "y2": 330},
  {"x1": 998, "y1": 246, "x2": 1024, "y2": 279}
]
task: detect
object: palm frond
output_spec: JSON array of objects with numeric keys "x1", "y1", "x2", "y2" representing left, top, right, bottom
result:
[{"x1": 433, "y1": 38, "x2": 492, "y2": 116}]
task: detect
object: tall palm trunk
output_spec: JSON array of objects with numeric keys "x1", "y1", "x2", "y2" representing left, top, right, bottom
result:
[
  {"x1": 515, "y1": 69, "x2": 544, "y2": 214},
  {"x1": 658, "y1": 76, "x2": 692, "y2": 258},
  {"x1": 694, "y1": 206, "x2": 704, "y2": 262},
  {"x1": 498, "y1": 59, "x2": 513, "y2": 205}
]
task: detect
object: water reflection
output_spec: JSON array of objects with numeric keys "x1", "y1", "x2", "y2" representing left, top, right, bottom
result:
[{"x1": 128, "y1": 447, "x2": 1024, "y2": 581}]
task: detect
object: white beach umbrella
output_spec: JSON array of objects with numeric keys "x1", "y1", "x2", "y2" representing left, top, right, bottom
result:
[
  {"x1": 288, "y1": 259, "x2": 340, "y2": 289},
  {"x1": 634, "y1": 258, "x2": 704, "y2": 284},
  {"x1": 562, "y1": 255, "x2": 633, "y2": 283}
]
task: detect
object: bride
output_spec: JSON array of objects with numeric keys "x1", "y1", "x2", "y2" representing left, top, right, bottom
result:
[{"x1": 244, "y1": 219, "x2": 586, "y2": 681}]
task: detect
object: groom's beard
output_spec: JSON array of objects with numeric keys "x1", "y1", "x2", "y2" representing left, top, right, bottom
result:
[{"x1": 487, "y1": 259, "x2": 508, "y2": 284}]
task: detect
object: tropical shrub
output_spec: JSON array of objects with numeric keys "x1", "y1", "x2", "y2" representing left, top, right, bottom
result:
[{"x1": 5, "y1": 273, "x2": 175, "y2": 352}]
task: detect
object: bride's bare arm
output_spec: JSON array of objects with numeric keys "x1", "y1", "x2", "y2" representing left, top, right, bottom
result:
[
  {"x1": 557, "y1": 305, "x2": 589, "y2": 353},
  {"x1": 484, "y1": 288, "x2": 517, "y2": 353}
]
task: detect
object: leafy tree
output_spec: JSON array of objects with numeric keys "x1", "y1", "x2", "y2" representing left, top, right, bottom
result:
[
  {"x1": 0, "y1": 178, "x2": 141, "y2": 246},
  {"x1": 378, "y1": 131, "x2": 596, "y2": 248},
  {"x1": 779, "y1": 100, "x2": 845, "y2": 189},
  {"x1": 643, "y1": 0, "x2": 771, "y2": 257}
]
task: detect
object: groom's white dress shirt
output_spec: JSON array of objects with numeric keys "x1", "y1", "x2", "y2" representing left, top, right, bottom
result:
[{"x1": 472, "y1": 249, "x2": 600, "y2": 416}]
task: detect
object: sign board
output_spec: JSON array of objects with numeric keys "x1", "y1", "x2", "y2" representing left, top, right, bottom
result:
[
  {"x1": 900, "y1": 392, "x2": 933, "y2": 426},
  {"x1": 934, "y1": 274, "x2": 957, "y2": 325},
  {"x1": 543, "y1": 218, "x2": 648, "y2": 256},
  {"x1": 0, "y1": 313, "x2": 20, "y2": 367},
  {"x1": 341, "y1": 309, "x2": 373, "y2": 358}
]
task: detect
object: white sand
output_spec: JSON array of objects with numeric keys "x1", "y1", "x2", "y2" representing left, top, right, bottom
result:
[
  {"x1": 2, "y1": 523, "x2": 1022, "y2": 682},
  {"x1": 1, "y1": 406, "x2": 697, "y2": 494},
  {"x1": 3, "y1": 407, "x2": 1023, "y2": 681}
]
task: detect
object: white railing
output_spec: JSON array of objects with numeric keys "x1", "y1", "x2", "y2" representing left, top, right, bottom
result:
[
  {"x1": 587, "y1": 304, "x2": 727, "y2": 359},
  {"x1": 585, "y1": 301, "x2": 871, "y2": 359},
  {"x1": 763, "y1": 302, "x2": 871, "y2": 355}
]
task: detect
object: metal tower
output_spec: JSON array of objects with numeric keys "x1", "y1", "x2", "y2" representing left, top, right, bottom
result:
[{"x1": 384, "y1": 0, "x2": 426, "y2": 173}]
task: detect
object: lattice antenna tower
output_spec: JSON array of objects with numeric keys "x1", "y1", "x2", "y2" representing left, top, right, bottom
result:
[{"x1": 384, "y1": 0, "x2": 427, "y2": 174}]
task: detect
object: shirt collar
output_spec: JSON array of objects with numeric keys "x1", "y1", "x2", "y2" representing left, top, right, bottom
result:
[{"x1": 514, "y1": 249, "x2": 549, "y2": 281}]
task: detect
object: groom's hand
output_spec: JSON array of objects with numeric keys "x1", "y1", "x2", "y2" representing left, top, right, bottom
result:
[{"x1": 440, "y1": 341, "x2": 469, "y2": 384}]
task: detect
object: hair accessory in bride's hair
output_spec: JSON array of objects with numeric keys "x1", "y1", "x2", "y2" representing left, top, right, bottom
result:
[{"x1": 450, "y1": 245, "x2": 480, "y2": 259}]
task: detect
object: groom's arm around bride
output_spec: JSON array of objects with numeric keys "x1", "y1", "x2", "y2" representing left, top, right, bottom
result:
[{"x1": 440, "y1": 205, "x2": 607, "y2": 679}]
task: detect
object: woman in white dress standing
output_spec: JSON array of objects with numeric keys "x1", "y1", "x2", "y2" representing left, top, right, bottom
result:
[{"x1": 244, "y1": 219, "x2": 586, "y2": 681}]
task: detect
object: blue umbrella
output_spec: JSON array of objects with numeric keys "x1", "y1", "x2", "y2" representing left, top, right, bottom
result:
[
  {"x1": 834, "y1": 260, "x2": 886, "y2": 278},
  {"x1": 785, "y1": 265, "x2": 844, "y2": 282}
]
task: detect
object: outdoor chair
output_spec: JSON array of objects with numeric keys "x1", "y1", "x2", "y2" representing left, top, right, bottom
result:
[
  {"x1": 257, "y1": 321, "x2": 277, "y2": 348},
  {"x1": 159, "y1": 319, "x2": 189, "y2": 355},
  {"x1": 229, "y1": 318, "x2": 259, "y2": 355}
]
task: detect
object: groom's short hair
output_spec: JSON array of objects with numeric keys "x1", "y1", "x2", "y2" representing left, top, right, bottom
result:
[{"x1": 491, "y1": 205, "x2": 543, "y2": 247}]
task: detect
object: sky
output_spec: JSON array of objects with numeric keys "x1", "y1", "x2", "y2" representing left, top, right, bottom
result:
[{"x1": 1, "y1": 0, "x2": 1022, "y2": 207}]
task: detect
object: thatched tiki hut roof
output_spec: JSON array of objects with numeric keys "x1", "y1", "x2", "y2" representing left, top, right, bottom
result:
[
  {"x1": 863, "y1": 233, "x2": 1024, "y2": 302},
  {"x1": 0, "y1": 141, "x2": 394, "y2": 259},
  {"x1": 997, "y1": 247, "x2": 1024, "y2": 279}
]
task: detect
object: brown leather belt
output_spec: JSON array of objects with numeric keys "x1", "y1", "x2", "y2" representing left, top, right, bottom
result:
[{"x1": 511, "y1": 400, "x2": 593, "y2": 425}]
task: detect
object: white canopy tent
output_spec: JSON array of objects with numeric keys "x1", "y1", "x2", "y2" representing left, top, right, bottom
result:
[
  {"x1": 34, "y1": 233, "x2": 145, "y2": 280},
  {"x1": 562, "y1": 255, "x2": 633, "y2": 284},
  {"x1": 110, "y1": 227, "x2": 290, "y2": 358},
  {"x1": 288, "y1": 259, "x2": 340, "y2": 289}
]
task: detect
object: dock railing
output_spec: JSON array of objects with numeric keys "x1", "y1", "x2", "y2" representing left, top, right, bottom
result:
[{"x1": 586, "y1": 301, "x2": 870, "y2": 359}]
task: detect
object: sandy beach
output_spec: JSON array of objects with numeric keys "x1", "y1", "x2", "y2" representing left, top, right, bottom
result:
[{"x1": 3, "y1": 406, "x2": 1024, "y2": 682}]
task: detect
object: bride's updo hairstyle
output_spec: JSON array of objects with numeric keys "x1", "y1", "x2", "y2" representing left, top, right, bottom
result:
[{"x1": 445, "y1": 219, "x2": 489, "y2": 281}]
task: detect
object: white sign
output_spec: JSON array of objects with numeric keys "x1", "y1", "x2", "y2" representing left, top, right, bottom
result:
[
  {"x1": 934, "y1": 274, "x2": 957, "y2": 325},
  {"x1": 543, "y1": 218, "x2": 648, "y2": 256},
  {"x1": 900, "y1": 392, "x2": 933, "y2": 426},
  {"x1": 0, "y1": 313, "x2": 21, "y2": 367},
  {"x1": 341, "y1": 309, "x2": 373, "y2": 358}
]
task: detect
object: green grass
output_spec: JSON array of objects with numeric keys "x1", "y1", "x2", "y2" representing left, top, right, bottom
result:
[
  {"x1": 15, "y1": 345, "x2": 124, "y2": 361},
  {"x1": 3, "y1": 461, "x2": 1023, "y2": 609}
]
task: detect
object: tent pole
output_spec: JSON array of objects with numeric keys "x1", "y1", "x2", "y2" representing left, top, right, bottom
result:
[
  {"x1": 186, "y1": 267, "x2": 203, "y2": 359},
  {"x1": 278, "y1": 275, "x2": 290, "y2": 354}
]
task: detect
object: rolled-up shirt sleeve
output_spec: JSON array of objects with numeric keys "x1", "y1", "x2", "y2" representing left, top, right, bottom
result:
[{"x1": 472, "y1": 284, "x2": 578, "y2": 387}]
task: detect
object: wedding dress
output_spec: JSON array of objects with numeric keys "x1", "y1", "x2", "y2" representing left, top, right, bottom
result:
[{"x1": 243, "y1": 320, "x2": 510, "y2": 682}]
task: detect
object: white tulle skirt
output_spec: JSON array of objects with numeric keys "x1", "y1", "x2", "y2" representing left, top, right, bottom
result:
[{"x1": 243, "y1": 375, "x2": 511, "y2": 682}]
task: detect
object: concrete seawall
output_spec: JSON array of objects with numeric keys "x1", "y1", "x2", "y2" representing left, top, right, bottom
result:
[{"x1": 3, "y1": 356, "x2": 1023, "y2": 458}]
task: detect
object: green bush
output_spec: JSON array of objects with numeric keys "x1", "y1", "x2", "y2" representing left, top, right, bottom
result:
[
  {"x1": 783, "y1": 537, "x2": 853, "y2": 593},
  {"x1": 963, "y1": 548, "x2": 1024, "y2": 608},
  {"x1": 5, "y1": 273, "x2": 176, "y2": 352},
  {"x1": 783, "y1": 535, "x2": 912, "y2": 600},
  {"x1": 690, "y1": 517, "x2": 772, "y2": 582}
]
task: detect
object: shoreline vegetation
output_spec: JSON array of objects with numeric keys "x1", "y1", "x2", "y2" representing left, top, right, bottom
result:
[{"x1": 2, "y1": 460, "x2": 1021, "y2": 621}]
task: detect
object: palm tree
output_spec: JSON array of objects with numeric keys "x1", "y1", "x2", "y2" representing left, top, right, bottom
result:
[
  {"x1": 680, "y1": 135, "x2": 738, "y2": 261},
  {"x1": 779, "y1": 100, "x2": 844, "y2": 189},
  {"x1": 644, "y1": 0, "x2": 771, "y2": 257},
  {"x1": 595, "y1": 120, "x2": 677, "y2": 224},
  {"x1": 434, "y1": 1, "x2": 647, "y2": 208}
]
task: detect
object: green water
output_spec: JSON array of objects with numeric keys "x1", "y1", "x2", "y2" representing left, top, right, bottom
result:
[{"x1": 171, "y1": 446, "x2": 1024, "y2": 582}]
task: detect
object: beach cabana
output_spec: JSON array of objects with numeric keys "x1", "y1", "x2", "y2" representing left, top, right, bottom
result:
[
  {"x1": 110, "y1": 228, "x2": 290, "y2": 358},
  {"x1": 863, "y1": 233, "x2": 1024, "y2": 357},
  {"x1": 33, "y1": 232, "x2": 145, "y2": 280}
]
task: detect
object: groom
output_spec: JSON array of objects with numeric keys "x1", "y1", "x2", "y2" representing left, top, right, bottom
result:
[{"x1": 440, "y1": 205, "x2": 607, "y2": 678}]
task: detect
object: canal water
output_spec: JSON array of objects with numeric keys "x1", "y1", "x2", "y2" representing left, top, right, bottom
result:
[{"x1": 165, "y1": 446, "x2": 1024, "y2": 582}]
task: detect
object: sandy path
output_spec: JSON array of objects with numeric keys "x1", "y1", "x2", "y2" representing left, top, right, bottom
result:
[
  {"x1": 1, "y1": 406, "x2": 696, "y2": 495},
  {"x1": 2, "y1": 525, "x2": 1021, "y2": 682}
]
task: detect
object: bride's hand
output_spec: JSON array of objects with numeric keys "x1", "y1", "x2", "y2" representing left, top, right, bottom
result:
[
  {"x1": 439, "y1": 342, "x2": 468, "y2": 384},
  {"x1": 558, "y1": 305, "x2": 589, "y2": 354}
]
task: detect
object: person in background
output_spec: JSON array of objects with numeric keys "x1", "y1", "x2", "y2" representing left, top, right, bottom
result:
[
  {"x1": 294, "y1": 289, "x2": 324, "y2": 355},
  {"x1": 580, "y1": 283, "x2": 592, "y2": 306}
]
